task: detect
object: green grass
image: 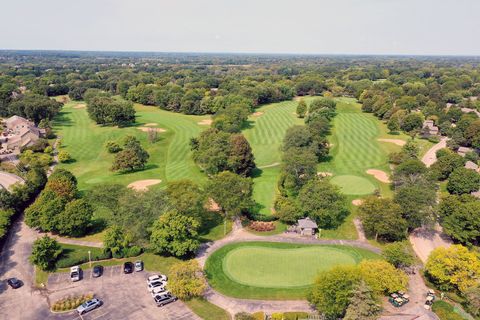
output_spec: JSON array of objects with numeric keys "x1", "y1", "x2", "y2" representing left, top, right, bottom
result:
[
  {"x1": 432, "y1": 301, "x2": 470, "y2": 320},
  {"x1": 243, "y1": 101, "x2": 304, "y2": 215},
  {"x1": 199, "y1": 211, "x2": 233, "y2": 242},
  {"x1": 184, "y1": 298, "x2": 231, "y2": 320},
  {"x1": 205, "y1": 241, "x2": 380, "y2": 299},
  {"x1": 53, "y1": 100, "x2": 209, "y2": 190},
  {"x1": 35, "y1": 267, "x2": 49, "y2": 287}
]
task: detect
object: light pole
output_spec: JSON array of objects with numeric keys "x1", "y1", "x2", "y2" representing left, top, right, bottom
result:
[{"x1": 88, "y1": 250, "x2": 91, "y2": 268}]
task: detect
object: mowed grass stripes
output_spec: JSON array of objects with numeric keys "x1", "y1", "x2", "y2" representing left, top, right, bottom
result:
[{"x1": 54, "y1": 101, "x2": 208, "y2": 190}]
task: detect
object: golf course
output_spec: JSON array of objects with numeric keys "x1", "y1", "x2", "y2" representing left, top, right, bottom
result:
[{"x1": 205, "y1": 242, "x2": 380, "y2": 299}]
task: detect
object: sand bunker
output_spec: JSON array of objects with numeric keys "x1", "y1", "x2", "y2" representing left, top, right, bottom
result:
[
  {"x1": 144, "y1": 123, "x2": 158, "y2": 127},
  {"x1": 198, "y1": 119, "x2": 213, "y2": 125},
  {"x1": 137, "y1": 127, "x2": 166, "y2": 133},
  {"x1": 317, "y1": 172, "x2": 333, "y2": 177},
  {"x1": 366, "y1": 169, "x2": 391, "y2": 183},
  {"x1": 377, "y1": 139, "x2": 406, "y2": 146},
  {"x1": 206, "y1": 198, "x2": 221, "y2": 212},
  {"x1": 127, "y1": 179, "x2": 161, "y2": 191},
  {"x1": 352, "y1": 199, "x2": 364, "y2": 206},
  {"x1": 73, "y1": 104, "x2": 86, "y2": 109},
  {"x1": 252, "y1": 111, "x2": 264, "y2": 117}
]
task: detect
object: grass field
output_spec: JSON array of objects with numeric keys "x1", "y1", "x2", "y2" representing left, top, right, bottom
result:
[
  {"x1": 243, "y1": 100, "x2": 304, "y2": 215},
  {"x1": 205, "y1": 241, "x2": 380, "y2": 299},
  {"x1": 54, "y1": 100, "x2": 209, "y2": 190}
]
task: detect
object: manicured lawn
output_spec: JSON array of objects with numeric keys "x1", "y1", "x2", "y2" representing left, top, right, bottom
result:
[
  {"x1": 53, "y1": 100, "x2": 209, "y2": 191},
  {"x1": 184, "y1": 298, "x2": 231, "y2": 320},
  {"x1": 205, "y1": 242, "x2": 380, "y2": 299},
  {"x1": 199, "y1": 211, "x2": 233, "y2": 242},
  {"x1": 243, "y1": 100, "x2": 304, "y2": 215}
]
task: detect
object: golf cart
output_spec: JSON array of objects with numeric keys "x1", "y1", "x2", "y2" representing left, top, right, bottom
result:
[{"x1": 389, "y1": 292, "x2": 410, "y2": 307}]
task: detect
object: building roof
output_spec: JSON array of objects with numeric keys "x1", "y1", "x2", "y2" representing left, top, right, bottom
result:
[
  {"x1": 298, "y1": 217, "x2": 318, "y2": 229},
  {"x1": 471, "y1": 190, "x2": 480, "y2": 198},
  {"x1": 5, "y1": 115, "x2": 30, "y2": 127},
  {"x1": 458, "y1": 147, "x2": 473, "y2": 154},
  {"x1": 465, "y1": 161, "x2": 479, "y2": 170}
]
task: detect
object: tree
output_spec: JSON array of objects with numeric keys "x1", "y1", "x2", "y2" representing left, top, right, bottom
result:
[
  {"x1": 308, "y1": 265, "x2": 361, "y2": 319},
  {"x1": 274, "y1": 195, "x2": 302, "y2": 224},
  {"x1": 8, "y1": 93, "x2": 62, "y2": 124},
  {"x1": 150, "y1": 211, "x2": 200, "y2": 257},
  {"x1": 279, "y1": 147, "x2": 317, "y2": 196},
  {"x1": 207, "y1": 171, "x2": 254, "y2": 219},
  {"x1": 30, "y1": 235, "x2": 62, "y2": 271},
  {"x1": 212, "y1": 103, "x2": 250, "y2": 133},
  {"x1": 111, "y1": 136, "x2": 149, "y2": 172},
  {"x1": 425, "y1": 245, "x2": 480, "y2": 293},
  {"x1": 296, "y1": 99, "x2": 307, "y2": 118},
  {"x1": 387, "y1": 116, "x2": 400, "y2": 133},
  {"x1": 430, "y1": 153, "x2": 465, "y2": 180},
  {"x1": 166, "y1": 180, "x2": 205, "y2": 219},
  {"x1": 382, "y1": 242, "x2": 414, "y2": 268},
  {"x1": 359, "y1": 197, "x2": 408, "y2": 241},
  {"x1": 464, "y1": 285, "x2": 480, "y2": 317},
  {"x1": 228, "y1": 134, "x2": 256, "y2": 176},
  {"x1": 87, "y1": 96, "x2": 135, "y2": 126},
  {"x1": 55, "y1": 199, "x2": 93, "y2": 237},
  {"x1": 392, "y1": 159, "x2": 427, "y2": 187},
  {"x1": 446, "y1": 167, "x2": 480, "y2": 195},
  {"x1": 57, "y1": 150, "x2": 72, "y2": 163},
  {"x1": 439, "y1": 194, "x2": 480, "y2": 245},
  {"x1": 358, "y1": 260, "x2": 408, "y2": 295},
  {"x1": 394, "y1": 184, "x2": 436, "y2": 229},
  {"x1": 103, "y1": 225, "x2": 132, "y2": 258},
  {"x1": 343, "y1": 281, "x2": 381, "y2": 320},
  {"x1": 400, "y1": 113, "x2": 423, "y2": 133},
  {"x1": 167, "y1": 260, "x2": 206, "y2": 299},
  {"x1": 105, "y1": 140, "x2": 122, "y2": 153},
  {"x1": 298, "y1": 178, "x2": 349, "y2": 229}
]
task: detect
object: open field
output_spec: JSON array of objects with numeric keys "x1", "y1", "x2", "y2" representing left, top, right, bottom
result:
[
  {"x1": 205, "y1": 242, "x2": 380, "y2": 299},
  {"x1": 243, "y1": 100, "x2": 304, "y2": 215},
  {"x1": 53, "y1": 100, "x2": 209, "y2": 190}
]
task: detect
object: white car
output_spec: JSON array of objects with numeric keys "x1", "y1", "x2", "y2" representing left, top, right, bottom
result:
[
  {"x1": 147, "y1": 274, "x2": 167, "y2": 284},
  {"x1": 134, "y1": 260, "x2": 143, "y2": 272},
  {"x1": 76, "y1": 298, "x2": 102, "y2": 315},
  {"x1": 148, "y1": 281, "x2": 166, "y2": 291},
  {"x1": 70, "y1": 266, "x2": 81, "y2": 282},
  {"x1": 150, "y1": 286, "x2": 168, "y2": 296}
]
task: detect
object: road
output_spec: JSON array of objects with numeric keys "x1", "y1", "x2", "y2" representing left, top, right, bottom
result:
[{"x1": 421, "y1": 137, "x2": 448, "y2": 167}]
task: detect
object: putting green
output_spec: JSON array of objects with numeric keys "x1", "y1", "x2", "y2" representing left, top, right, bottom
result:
[
  {"x1": 330, "y1": 175, "x2": 376, "y2": 195},
  {"x1": 223, "y1": 246, "x2": 356, "y2": 288},
  {"x1": 205, "y1": 242, "x2": 381, "y2": 299}
]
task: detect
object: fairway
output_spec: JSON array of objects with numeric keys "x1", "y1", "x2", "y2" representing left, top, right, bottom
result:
[
  {"x1": 205, "y1": 242, "x2": 380, "y2": 299},
  {"x1": 53, "y1": 100, "x2": 209, "y2": 190},
  {"x1": 243, "y1": 100, "x2": 304, "y2": 215},
  {"x1": 319, "y1": 98, "x2": 404, "y2": 196}
]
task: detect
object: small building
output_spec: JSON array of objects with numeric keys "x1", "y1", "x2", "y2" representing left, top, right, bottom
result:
[
  {"x1": 465, "y1": 161, "x2": 479, "y2": 171},
  {"x1": 457, "y1": 147, "x2": 473, "y2": 157},
  {"x1": 297, "y1": 217, "x2": 318, "y2": 236},
  {"x1": 471, "y1": 190, "x2": 480, "y2": 199},
  {"x1": 421, "y1": 120, "x2": 439, "y2": 137},
  {"x1": 1, "y1": 115, "x2": 45, "y2": 151}
]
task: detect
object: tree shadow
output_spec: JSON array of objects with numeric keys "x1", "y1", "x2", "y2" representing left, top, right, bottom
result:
[
  {"x1": 53, "y1": 111, "x2": 73, "y2": 127},
  {"x1": 251, "y1": 167, "x2": 263, "y2": 178}
]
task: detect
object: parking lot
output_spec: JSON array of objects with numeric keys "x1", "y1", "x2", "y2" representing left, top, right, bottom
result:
[{"x1": 46, "y1": 265, "x2": 200, "y2": 320}]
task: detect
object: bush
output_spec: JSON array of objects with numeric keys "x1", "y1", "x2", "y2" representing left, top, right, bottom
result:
[
  {"x1": 248, "y1": 221, "x2": 275, "y2": 232},
  {"x1": 51, "y1": 293, "x2": 94, "y2": 312},
  {"x1": 105, "y1": 140, "x2": 122, "y2": 153},
  {"x1": 283, "y1": 312, "x2": 309, "y2": 320},
  {"x1": 235, "y1": 312, "x2": 256, "y2": 320},
  {"x1": 58, "y1": 150, "x2": 72, "y2": 163},
  {"x1": 122, "y1": 245, "x2": 142, "y2": 258}
]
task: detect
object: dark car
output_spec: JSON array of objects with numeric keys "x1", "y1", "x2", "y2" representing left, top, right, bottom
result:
[
  {"x1": 7, "y1": 278, "x2": 23, "y2": 289},
  {"x1": 92, "y1": 265, "x2": 103, "y2": 278},
  {"x1": 123, "y1": 262, "x2": 134, "y2": 274}
]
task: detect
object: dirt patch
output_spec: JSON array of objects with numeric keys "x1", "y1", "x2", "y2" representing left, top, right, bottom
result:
[
  {"x1": 377, "y1": 138, "x2": 406, "y2": 146},
  {"x1": 137, "y1": 127, "x2": 166, "y2": 133},
  {"x1": 252, "y1": 111, "x2": 264, "y2": 117},
  {"x1": 366, "y1": 169, "x2": 390, "y2": 183},
  {"x1": 317, "y1": 172, "x2": 333, "y2": 177},
  {"x1": 73, "y1": 104, "x2": 86, "y2": 109},
  {"x1": 127, "y1": 179, "x2": 161, "y2": 191},
  {"x1": 205, "y1": 198, "x2": 221, "y2": 212},
  {"x1": 198, "y1": 119, "x2": 213, "y2": 126},
  {"x1": 352, "y1": 199, "x2": 364, "y2": 206},
  {"x1": 144, "y1": 123, "x2": 157, "y2": 127}
]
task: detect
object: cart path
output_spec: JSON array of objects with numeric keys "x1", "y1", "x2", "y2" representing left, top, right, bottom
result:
[
  {"x1": 409, "y1": 225, "x2": 452, "y2": 263},
  {"x1": 421, "y1": 137, "x2": 448, "y2": 167}
]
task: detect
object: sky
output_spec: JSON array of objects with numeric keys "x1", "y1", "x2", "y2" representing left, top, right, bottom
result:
[{"x1": 1, "y1": 0, "x2": 479, "y2": 55}]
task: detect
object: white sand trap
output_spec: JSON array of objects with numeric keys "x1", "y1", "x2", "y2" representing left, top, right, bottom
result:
[
  {"x1": 206, "y1": 198, "x2": 221, "y2": 212},
  {"x1": 198, "y1": 119, "x2": 213, "y2": 125},
  {"x1": 252, "y1": 111, "x2": 264, "y2": 117},
  {"x1": 144, "y1": 123, "x2": 157, "y2": 127},
  {"x1": 127, "y1": 179, "x2": 161, "y2": 191},
  {"x1": 366, "y1": 169, "x2": 391, "y2": 183},
  {"x1": 377, "y1": 139, "x2": 406, "y2": 146},
  {"x1": 317, "y1": 172, "x2": 333, "y2": 177},
  {"x1": 73, "y1": 104, "x2": 86, "y2": 109},
  {"x1": 352, "y1": 199, "x2": 364, "y2": 206},
  {"x1": 137, "y1": 127, "x2": 166, "y2": 133}
]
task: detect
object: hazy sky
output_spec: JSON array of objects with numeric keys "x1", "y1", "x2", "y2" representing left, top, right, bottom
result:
[{"x1": 1, "y1": 0, "x2": 479, "y2": 55}]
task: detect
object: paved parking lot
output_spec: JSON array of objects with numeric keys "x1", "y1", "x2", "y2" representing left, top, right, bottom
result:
[{"x1": 46, "y1": 265, "x2": 200, "y2": 320}]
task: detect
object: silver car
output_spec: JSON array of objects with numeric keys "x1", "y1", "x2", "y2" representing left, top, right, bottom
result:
[{"x1": 76, "y1": 298, "x2": 102, "y2": 315}]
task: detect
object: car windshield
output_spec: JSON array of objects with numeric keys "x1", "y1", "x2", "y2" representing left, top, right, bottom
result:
[{"x1": 72, "y1": 272, "x2": 78, "y2": 276}]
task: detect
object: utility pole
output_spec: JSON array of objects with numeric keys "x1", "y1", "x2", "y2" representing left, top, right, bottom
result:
[{"x1": 88, "y1": 250, "x2": 91, "y2": 268}]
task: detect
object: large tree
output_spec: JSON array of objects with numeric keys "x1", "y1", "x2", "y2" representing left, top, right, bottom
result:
[
  {"x1": 8, "y1": 93, "x2": 62, "y2": 124},
  {"x1": 394, "y1": 184, "x2": 436, "y2": 229},
  {"x1": 167, "y1": 260, "x2": 206, "y2": 300},
  {"x1": 446, "y1": 167, "x2": 480, "y2": 195},
  {"x1": 358, "y1": 260, "x2": 408, "y2": 295},
  {"x1": 150, "y1": 211, "x2": 200, "y2": 257},
  {"x1": 279, "y1": 147, "x2": 317, "y2": 196},
  {"x1": 30, "y1": 235, "x2": 62, "y2": 271},
  {"x1": 439, "y1": 194, "x2": 480, "y2": 245},
  {"x1": 166, "y1": 180, "x2": 205, "y2": 219},
  {"x1": 212, "y1": 103, "x2": 250, "y2": 133},
  {"x1": 343, "y1": 281, "x2": 381, "y2": 320},
  {"x1": 87, "y1": 96, "x2": 135, "y2": 126},
  {"x1": 298, "y1": 178, "x2": 349, "y2": 229},
  {"x1": 55, "y1": 199, "x2": 93, "y2": 237},
  {"x1": 111, "y1": 136, "x2": 149, "y2": 172}
]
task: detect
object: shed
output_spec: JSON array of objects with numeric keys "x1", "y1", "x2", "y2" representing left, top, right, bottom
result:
[
  {"x1": 457, "y1": 147, "x2": 473, "y2": 157},
  {"x1": 297, "y1": 217, "x2": 318, "y2": 236},
  {"x1": 465, "y1": 161, "x2": 479, "y2": 171}
]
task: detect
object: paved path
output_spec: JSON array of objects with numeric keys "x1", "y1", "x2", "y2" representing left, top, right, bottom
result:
[
  {"x1": 353, "y1": 218, "x2": 367, "y2": 242},
  {"x1": 421, "y1": 137, "x2": 448, "y2": 167},
  {"x1": 409, "y1": 225, "x2": 452, "y2": 263}
]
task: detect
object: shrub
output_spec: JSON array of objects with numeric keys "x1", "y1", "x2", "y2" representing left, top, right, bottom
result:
[
  {"x1": 249, "y1": 221, "x2": 275, "y2": 232},
  {"x1": 122, "y1": 245, "x2": 142, "y2": 258},
  {"x1": 58, "y1": 150, "x2": 72, "y2": 163},
  {"x1": 283, "y1": 312, "x2": 309, "y2": 320},
  {"x1": 105, "y1": 140, "x2": 122, "y2": 153},
  {"x1": 51, "y1": 293, "x2": 94, "y2": 312},
  {"x1": 235, "y1": 312, "x2": 256, "y2": 320}
]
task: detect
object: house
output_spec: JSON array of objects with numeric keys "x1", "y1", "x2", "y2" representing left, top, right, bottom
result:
[
  {"x1": 421, "y1": 120, "x2": 439, "y2": 137},
  {"x1": 457, "y1": 147, "x2": 473, "y2": 157},
  {"x1": 471, "y1": 190, "x2": 480, "y2": 199},
  {"x1": 297, "y1": 217, "x2": 318, "y2": 236},
  {"x1": 465, "y1": 161, "x2": 479, "y2": 171},
  {"x1": 1, "y1": 115, "x2": 45, "y2": 151}
]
